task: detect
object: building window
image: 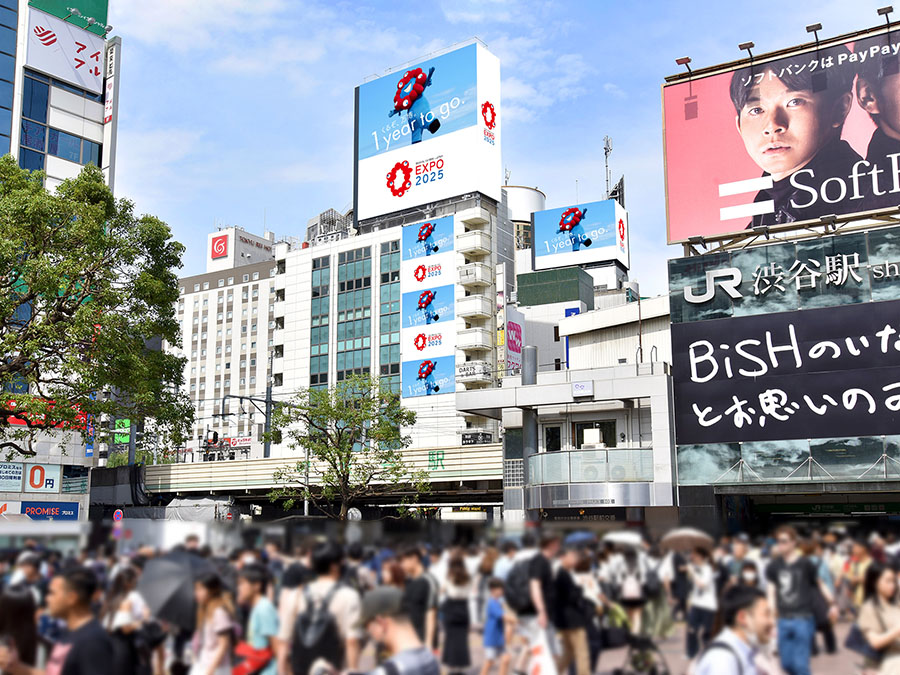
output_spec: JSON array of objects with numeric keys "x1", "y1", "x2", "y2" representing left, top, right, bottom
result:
[
  {"x1": 252, "y1": 272, "x2": 259, "y2": 280},
  {"x1": 243, "y1": 274, "x2": 249, "y2": 282},
  {"x1": 218, "y1": 278, "x2": 225, "y2": 287},
  {"x1": 310, "y1": 255, "x2": 331, "y2": 388},
  {"x1": 227, "y1": 277, "x2": 234, "y2": 285},
  {"x1": 203, "y1": 282, "x2": 209, "y2": 290},
  {"x1": 378, "y1": 242, "x2": 401, "y2": 393},
  {"x1": 545, "y1": 426, "x2": 562, "y2": 452},
  {"x1": 194, "y1": 283, "x2": 200, "y2": 292}
]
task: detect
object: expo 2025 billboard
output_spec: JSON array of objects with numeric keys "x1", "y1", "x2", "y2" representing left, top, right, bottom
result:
[{"x1": 354, "y1": 42, "x2": 501, "y2": 221}]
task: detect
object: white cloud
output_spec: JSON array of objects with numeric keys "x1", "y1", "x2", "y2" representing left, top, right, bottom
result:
[
  {"x1": 603, "y1": 82, "x2": 627, "y2": 99},
  {"x1": 108, "y1": 0, "x2": 288, "y2": 52},
  {"x1": 440, "y1": 0, "x2": 518, "y2": 24}
]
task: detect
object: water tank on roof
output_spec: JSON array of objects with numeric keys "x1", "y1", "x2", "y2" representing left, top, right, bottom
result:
[{"x1": 504, "y1": 185, "x2": 546, "y2": 223}]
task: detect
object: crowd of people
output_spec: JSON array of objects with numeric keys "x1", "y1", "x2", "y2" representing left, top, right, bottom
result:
[{"x1": 0, "y1": 525, "x2": 899, "y2": 674}]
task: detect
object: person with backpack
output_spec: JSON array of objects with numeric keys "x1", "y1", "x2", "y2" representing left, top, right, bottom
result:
[
  {"x1": 508, "y1": 534, "x2": 561, "y2": 675},
  {"x1": 360, "y1": 587, "x2": 440, "y2": 675},
  {"x1": 398, "y1": 546, "x2": 439, "y2": 651},
  {"x1": 276, "y1": 542, "x2": 361, "y2": 675},
  {"x1": 693, "y1": 586, "x2": 775, "y2": 675}
]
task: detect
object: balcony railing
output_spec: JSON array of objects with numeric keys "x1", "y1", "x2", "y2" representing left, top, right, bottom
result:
[
  {"x1": 458, "y1": 327, "x2": 492, "y2": 351},
  {"x1": 527, "y1": 448, "x2": 654, "y2": 485},
  {"x1": 457, "y1": 230, "x2": 492, "y2": 255},
  {"x1": 457, "y1": 295, "x2": 494, "y2": 318},
  {"x1": 458, "y1": 262, "x2": 492, "y2": 287}
]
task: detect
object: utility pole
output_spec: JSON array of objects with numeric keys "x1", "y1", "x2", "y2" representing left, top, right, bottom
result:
[
  {"x1": 521, "y1": 346, "x2": 538, "y2": 521},
  {"x1": 128, "y1": 418, "x2": 136, "y2": 466},
  {"x1": 264, "y1": 351, "x2": 274, "y2": 458},
  {"x1": 603, "y1": 136, "x2": 613, "y2": 198}
]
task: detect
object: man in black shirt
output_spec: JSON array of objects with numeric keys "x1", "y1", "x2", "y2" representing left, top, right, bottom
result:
[
  {"x1": 0, "y1": 566, "x2": 113, "y2": 675},
  {"x1": 512, "y1": 534, "x2": 561, "y2": 673},
  {"x1": 765, "y1": 526, "x2": 835, "y2": 675},
  {"x1": 399, "y1": 546, "x2": 438, "y2": 650},
  {"x1": 554, "y1": 546, "x2": 590, "y2": 675}
]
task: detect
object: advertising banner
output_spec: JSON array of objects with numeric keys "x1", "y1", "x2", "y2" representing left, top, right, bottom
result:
[
  {"x1": 664, "y1": 28, "x2": 900, "y2": 243},
  {"x1": 0, "y1": 501, "x2": 21, "y2": 516},
  {"x1": 23, "y1": 463, "x2": 61, "y2": 493},
  {"x1": 399, "y1": 217, "x2": 457, "y2": 398},
  {"x1": 21, "y1": 501, "x2": 79, "y2": 520},
  {"x1": 506, "y1": 318, "x2": 523, "y2": 372},
  {"x1": 401, "y1": 354, "x2": 455, "y2": 397},
  {"x1": 671, "y1": 298, "x2": 900, "y2": 444},
  {"x1": 355, "y1": 43, "x2": 501, "y2": 221},
  {"x1": 532, "y1": 199, "x2": 629, "y2": 271},
  {"x1": 0, "y1": 462, "x2": 23, "y2": 491},
  {"x1": 26, "y1": 7, "x2": 105, "y2": 94}
]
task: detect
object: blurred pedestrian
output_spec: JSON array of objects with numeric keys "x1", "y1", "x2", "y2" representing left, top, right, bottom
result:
[
  {"x1": 685, "y1": 548, "x2": 717, "y2": 660},
  {"x1": 0, "y1": 584, "x2": 38, "y2": 671},
  {"x1": 766, "y1": 526, "x2": 837, "y2": 675},
  {"x1": 235, "y1": 564, "x2": 279, "y2": 675},
  {"x1": 100, "y1": 566, "x2": 146, "y2": 674},
  {"x1": 479, "y1": 579, "x2": 512, "y2": 675},
  {"x1": 859, "y1": 561, "x2": 900, "y2": 674},
  {"x1": 277, "y1": 542, "x2": 362, "y2": 675},
  {"x1": 399, "y1": 546, "x2": 438, "y2": 650},
  {"x1": 360, "y1": 587, "x2": 440, "y2": 675},
  {"x1": 440, "y1": 555, "x2": 472, "y2": 674},
  {"x1": 554, "y1": 546, "x2": 590, "y2": 675},
  {"x1": 694, "y1": 586, "x2": 775, "y2": 675},
  {"x1": 0, "y1": 566, "x2": 113, "y2": 675},
  {"x1": 190, "y1": 571, "x2": 234, "y2": 675}
]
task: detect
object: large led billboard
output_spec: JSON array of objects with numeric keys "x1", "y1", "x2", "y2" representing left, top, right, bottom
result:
[
  {"x1": 664, "y1": 28, "x2": 900, "y2": 243},
  {"x1": 354, "y1": 43, "x2": 501, "y2": 221},
  {"x1": 532, "y1": 199, "x2": 629, "y2": 271},
  {"x1": 399, "y1": 216, "x2": 457, "y2": 398}
]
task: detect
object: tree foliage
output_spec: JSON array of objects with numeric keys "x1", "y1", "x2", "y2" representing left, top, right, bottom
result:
[
  {"x1": 269, "y1": 374, "x2": 429, "y2": 519},
  {"x1": 0, "y1": 157, "x2": 192, "y2": 457}
]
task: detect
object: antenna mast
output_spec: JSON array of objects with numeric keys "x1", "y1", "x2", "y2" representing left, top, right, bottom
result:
[{"x1": 603, "y1": 135, "x2": 613, "y2": 198}]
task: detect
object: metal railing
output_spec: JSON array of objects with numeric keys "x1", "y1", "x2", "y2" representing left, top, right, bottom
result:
[{"x1": 527, "y1": 448, "x2": 654, "y2": 485}]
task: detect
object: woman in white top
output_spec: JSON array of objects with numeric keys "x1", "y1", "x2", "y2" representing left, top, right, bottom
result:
[
  {"x1": 190, "y1": 571, "x2": 234, "y2": 675},
  {"x1": 685, "y1": 547, "x2": 718, "y2": 660},
  {"x1": 101, "y1": 566, "x2": 147, "y2": 674}
]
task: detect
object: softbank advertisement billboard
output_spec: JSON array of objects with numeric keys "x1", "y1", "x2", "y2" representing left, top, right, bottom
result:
[
  {"x1": 399, "y1": 215, "x2": 457, "y2": 398},
  {"x1": 354, "y1": 43, "x2": 501, "y2": 221},
  {"x1": 664, "y1": 29, "x2": 900, "y2": 243},
  {"x1": 532, "y1": 199, "x2": 629, "y2": 271}
]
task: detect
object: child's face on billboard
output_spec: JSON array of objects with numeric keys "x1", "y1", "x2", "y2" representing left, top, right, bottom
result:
[
  {"x1": 735, "y1": 73, "x2": 835, "y2": 181},
  {"x1": 858, "y1": 72, "x2": 900, "y2": 141}
]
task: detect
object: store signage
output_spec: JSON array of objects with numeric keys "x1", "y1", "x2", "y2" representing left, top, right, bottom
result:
[
  {"x1": 0, "y1": 462, "x2": 23, "y2": 491},
  {"x1": 26, "y1": 7, "x2": 104, "y2": 94},
  {"x1": 226, "y1": 436, "x2": 252, "y2": 448},
  {"x1": 21, "y1": 501, "x2": 79, "y2": 520},
  {"x1": 572, "y1": 381, "x2": 594, "y2": 398},
  {"x1": 23, "y1": 463, "x2": 61, "y2": 493},
  {"x1": 211, "y1": 234, "x2": 228, "y2": 259},
  {"x1": 461, "y1": 432, "x2": 492, "y2": 446}
]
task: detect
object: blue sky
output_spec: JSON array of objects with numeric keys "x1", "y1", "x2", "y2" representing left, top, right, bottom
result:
[{"x1": 108, "y1": 0, "x2": 887, "y2": 296}]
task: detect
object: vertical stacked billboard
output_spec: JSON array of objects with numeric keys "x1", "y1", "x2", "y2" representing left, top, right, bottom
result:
[
  {"x1": 354, "y1": 43, "x2": 501, "y2": 221},
  {"x1": 664, "y1": 28, "x2": 900, "y2": 243},
  {"x1": 400, "y1": 216, "x2": 457, "y2": 398}
]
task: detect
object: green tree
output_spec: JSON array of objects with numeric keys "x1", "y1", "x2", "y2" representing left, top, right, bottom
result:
[
  {"x1": 270, "y1": 374, "x2": 429, "y2": 520},
  {"x1": 0, "y1": 157, "x2": 192, "y2": 458}
]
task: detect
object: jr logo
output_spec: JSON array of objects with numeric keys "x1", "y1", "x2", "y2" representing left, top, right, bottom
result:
[{"x1": 684, "y1": 268, "x2": 743, "y2": 304}]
